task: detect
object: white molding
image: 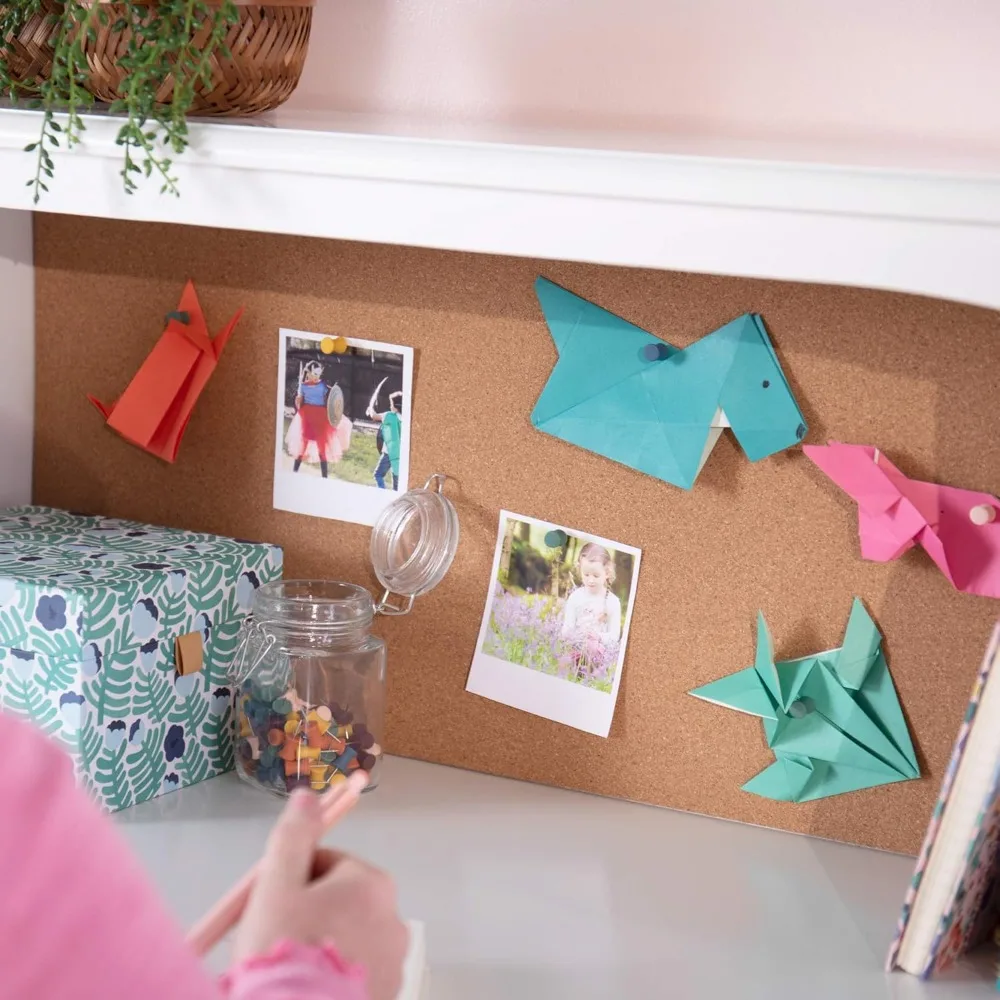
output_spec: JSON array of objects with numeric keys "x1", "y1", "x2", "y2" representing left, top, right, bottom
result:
[
  {"x1": 0, "y1": 206, "x2": 33, "y2": 505},
  {"x1": 1, "y1": 108, "x2": 999, "y2": 309}
]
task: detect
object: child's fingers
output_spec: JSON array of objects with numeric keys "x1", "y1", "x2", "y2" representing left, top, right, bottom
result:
[{"x1": 256, "y1": 788, "x2": 324, "y2": 895}]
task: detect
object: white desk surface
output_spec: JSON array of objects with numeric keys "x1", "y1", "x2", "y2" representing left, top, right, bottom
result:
[{"x1": 115, "y1": 756, "x2": 993, "y2": 999}]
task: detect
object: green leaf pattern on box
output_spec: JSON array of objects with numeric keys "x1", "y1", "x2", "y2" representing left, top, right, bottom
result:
[{"x1": 0, "y1": 507, "x2": 282, "y2": 811}]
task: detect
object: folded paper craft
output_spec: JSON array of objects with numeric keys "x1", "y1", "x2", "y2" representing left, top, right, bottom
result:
[
  {"x1": 805, "y1": 441, "x2": 1000, "y2": 600},
  {"x1": 530, "y1": 277, "x2": 807, "y2": 490},
  {"x1": 88, "y1": 281, "x2": 243, "y2": 463},
  {"x1": 689, "y1": 599, "x2": 919, "y2": 801}
]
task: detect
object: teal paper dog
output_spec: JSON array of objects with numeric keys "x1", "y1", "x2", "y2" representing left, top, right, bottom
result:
[
  {"x1": 531, "y1": 278, "x2": 807, "y2": 489},
  {"x1": 689, "y1": 599, "x2": 919, "y2": 802}
]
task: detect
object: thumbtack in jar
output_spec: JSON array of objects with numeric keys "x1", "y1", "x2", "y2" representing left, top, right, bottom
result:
[{"x1": 232, "y1": 475, "x2": 458, "y2": 797}]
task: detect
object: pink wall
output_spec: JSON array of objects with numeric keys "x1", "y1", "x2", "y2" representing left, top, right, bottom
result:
[{"x1": 293, "y1": 0, "x2": 1000, "y2": 153}]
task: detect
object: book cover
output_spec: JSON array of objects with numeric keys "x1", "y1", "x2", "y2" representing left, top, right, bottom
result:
[{"x1": 887, "y1": 623, "x2": 1000, "y2": 977}]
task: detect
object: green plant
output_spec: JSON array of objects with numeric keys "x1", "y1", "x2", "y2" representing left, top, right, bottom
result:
[{"x1": 0, "y1": 0, "x2": 239, "y2": 201}]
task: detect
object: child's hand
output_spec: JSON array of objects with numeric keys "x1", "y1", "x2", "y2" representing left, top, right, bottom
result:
[{"x1": 233, "y1": 789, "x2": 408, "y2": 1000}]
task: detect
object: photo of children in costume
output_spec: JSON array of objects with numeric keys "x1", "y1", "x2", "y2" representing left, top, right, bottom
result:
[
  {"x1": 285, "y1": 360, "x2": 353, "y2": 479},
  {"x1": 274, "y1": 331, "x2": 414, "y2": 527},
  {"x1": 368, "y1": 390, "x2": 403, "y2": 491}
]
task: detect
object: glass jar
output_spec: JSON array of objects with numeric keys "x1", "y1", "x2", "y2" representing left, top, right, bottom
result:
[{"x1": 232, "y1": 475, "x2": 458, "y2": 798}]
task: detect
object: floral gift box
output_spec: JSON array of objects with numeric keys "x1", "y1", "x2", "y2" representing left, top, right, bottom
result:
[{"x1": 0, "y1": 507, "x2": 282, "y2": 811}]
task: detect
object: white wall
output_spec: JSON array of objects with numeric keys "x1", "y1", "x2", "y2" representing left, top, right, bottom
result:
[
  {"x1": 294, "y1": 0, "x2": 1000, "y2": 157},
  {"x1": 0, "y1": 209, "x2": 33, "y2": 506}
]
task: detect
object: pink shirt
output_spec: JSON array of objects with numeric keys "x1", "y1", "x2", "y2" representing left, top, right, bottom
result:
[{"x1": 0, "y1": 711, "x2": 368, "y2": 1000}]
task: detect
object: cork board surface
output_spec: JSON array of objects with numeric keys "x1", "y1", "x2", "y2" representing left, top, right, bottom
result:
[{"x1": 32, "y1": 213, "x2": 1000, "y2": 854}]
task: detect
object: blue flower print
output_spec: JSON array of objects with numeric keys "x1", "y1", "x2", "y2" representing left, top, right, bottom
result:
[
  {"x1": 174, "y1": 672, "x2": 199, "y2": 699},
  {"x1": 162, "y1": 773, "x2": 180, "y2": 794},
  {"x1": 210, "y1": 687, "x2": 231, "y2": 715},
  {"x1": 130, "y1": 598, "x2": 159, "y2": 641},
  {"x1": 35, "y1": 595, "x2": 67, "y2": 632},
  {"x1": 11, "y1": 648, "x2": 35, "y2": 681},
  {"x1": 75, "y1": 612, "x2": 84, "y2": 637},
  {"x1": 105, "y1": 720, "x2": 127, "y2": 751},
  {"x1": 195, "y1": 612, "x2": 212, "y2": 645},
  {"x1": 138, "y1": 638, "x2": 159, "y2": 674},
  {"x1": 125, "y1": 530, "x2": 148, "y2": 537},
  {"x1": 132, "y1": 562, "x2": 169, "y2": 571},
  {"x1": 164, "y1": 724, "x2": 185, "y2": 762},
  {"x1": 80, "y1": 642, "x2": 102, "y2": 678},
  {"x1": 0, "y1": 578, "x2": 16, "y2": 606},
  {"x1": 59, "y1": 692, "x2": 85, "y2": 731},
  {"x1": 166, "y1": 570, "x2": 186, "y2": 596},
  {"x1": 236, "y1": 571, "x2": 260, "y2": 612},
  {"x1": 129, "y1": 719, "x2": 146, "y2": 744}
]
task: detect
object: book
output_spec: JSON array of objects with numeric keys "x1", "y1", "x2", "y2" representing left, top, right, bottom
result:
[
  {"x1": 887, "y1": 622, "x2": 1000, "y2": 978},
  {"x1": 400, "y1": 920, "x2": 430, "y2": 1000}
]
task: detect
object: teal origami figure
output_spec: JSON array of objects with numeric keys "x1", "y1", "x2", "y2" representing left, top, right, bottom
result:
[
  {"x1": 689, "y1": 599, "x2": 919, "y2": 801},
  {"x1": 531, "y1": 277, "x2": 807, "y2": 489}
]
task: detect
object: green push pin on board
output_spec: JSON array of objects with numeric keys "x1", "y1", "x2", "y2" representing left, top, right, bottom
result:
[{"x1": 544, "y1": 529, "x2": 567, "y2": 548}]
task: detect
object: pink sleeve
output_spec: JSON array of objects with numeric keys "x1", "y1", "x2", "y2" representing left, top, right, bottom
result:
[
  {"x1": 0, "y1": 710, "x2": 221, "y2": 999},
  {"x1": 221, "y1": 940, "x2": 370, "y2": 1000}
]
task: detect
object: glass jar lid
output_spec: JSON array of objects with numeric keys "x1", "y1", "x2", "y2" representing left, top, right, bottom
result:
[
  {"x1": 254, "y1": 579, "x2": 374, "y2": 632},
  {"x1": 370, "y1": 473, "x2": 459, "y2": 615}
]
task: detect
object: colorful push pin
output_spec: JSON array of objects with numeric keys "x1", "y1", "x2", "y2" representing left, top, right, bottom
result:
[
  {"x1": 332, "y1": 747, "x2": 358, "y2": 773},
  {"x1": 970, "y1": 504, "x2": 997, "y2": 526},
  {"x1": 544, "y1": 529, "x2": 567, "y2": 548},
  {"x1": 283, "y1": 687, "x2": 309, "y2": 713},
  {"x1": 640, "y1": 342, "x2": 671, "y2": 362},
  {"x1": 320, "y1": 336, "x2": 348, "y2": 355},
  {"x1": 315, "y1": 704, "x2": 332, "y2": 723},
  {"x1": 788, "y1": 699, "x2": 813, "y2": 719}
]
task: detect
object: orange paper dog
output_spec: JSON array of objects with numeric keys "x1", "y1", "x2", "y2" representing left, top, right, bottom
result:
[{"x1": 88, "y1": 282, "x2": 243, "y2": 462}]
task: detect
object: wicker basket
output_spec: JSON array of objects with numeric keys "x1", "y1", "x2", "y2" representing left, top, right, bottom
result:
[
  {"x1": 82, "y1": 0, "x2": 314, "y2": 116},
  {"x1": 1, "y1": 0, "x2": 61, "y2": 96}
]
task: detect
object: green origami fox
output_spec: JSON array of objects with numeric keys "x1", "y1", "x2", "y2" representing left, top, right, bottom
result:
[{"x1": 690, "y1": 599, "x2": 919, "y2": 802}]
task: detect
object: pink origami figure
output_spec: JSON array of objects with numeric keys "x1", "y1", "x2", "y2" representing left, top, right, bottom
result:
[{"x1": 804, "y1": 441, "x2": 1000, "y2": 600}]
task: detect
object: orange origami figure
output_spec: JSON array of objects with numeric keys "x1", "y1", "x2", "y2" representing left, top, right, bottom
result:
[{"x1": 88, "y1": 281, "x2": 243, "y2": 462}]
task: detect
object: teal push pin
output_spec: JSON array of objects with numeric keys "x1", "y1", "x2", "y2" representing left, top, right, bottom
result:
[
  {"x1": 788, "y1": 699, "x2": 814, "y2": 719},
  {"x1": 544, "y1": 529, "x2": 567, "y2": 548},
  {"x1": 640, "y1": 342, "x2": 671, "y2": 362}
]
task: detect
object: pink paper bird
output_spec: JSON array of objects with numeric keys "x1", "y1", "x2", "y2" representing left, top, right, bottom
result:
[{"x1": 804, "y1": 441, "x2": 1000, "y2": 599}]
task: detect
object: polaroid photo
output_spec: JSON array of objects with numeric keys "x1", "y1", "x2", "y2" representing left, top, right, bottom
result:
[
  {"x1": 466, "y1": 510, "x2": 641, "y2": 737},
  {"x1": 273, "y1": 330, "x2": 414, "y2": 526}
]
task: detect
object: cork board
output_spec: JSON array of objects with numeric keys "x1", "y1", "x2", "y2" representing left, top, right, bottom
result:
[{"x1": 32, "y1": 214, "x2": 1000, "y2": 854}]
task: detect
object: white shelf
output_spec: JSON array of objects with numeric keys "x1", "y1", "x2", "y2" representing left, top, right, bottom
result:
[{"x1": 3, "y1": 106, "x2": 1000, "y2": 309}]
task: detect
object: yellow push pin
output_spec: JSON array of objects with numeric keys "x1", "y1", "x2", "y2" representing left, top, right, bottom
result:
[
  {"x1": 331, "y1": 336, "x2": 348, "y2": 354},
  {"x1": 319, "y1": 337, "x2": 336, "y2": 355}
]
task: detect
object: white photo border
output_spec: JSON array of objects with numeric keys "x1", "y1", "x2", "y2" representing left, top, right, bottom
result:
[
  {"x1": 466, "y1": 510, "x2": 642, "y2": 737},
  {"x1": 273, "y1": 329, "x2": 414, "y2": 527}
]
